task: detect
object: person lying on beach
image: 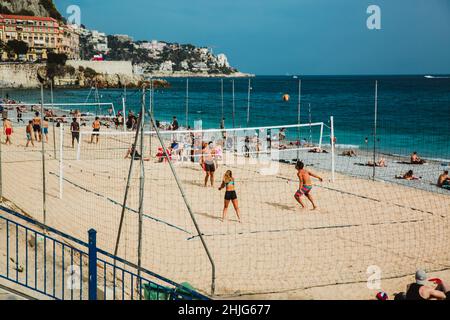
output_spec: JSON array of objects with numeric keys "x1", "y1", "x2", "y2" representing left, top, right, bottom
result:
[
  {"x1": 405, "y1": 270, "x2": 449, "y2": 300},
  {"x1": 396, "y1": 170, "x2": 421, "y2": 181},
  {"x1": 438, "y1": 170, "x2": 450, "y2": 189},
  {"x1": 125, "y1": 144, "x2": 150, "y2": 161},
  {"x1": 294, "y1": 161, "x2": 323, "y2": 210},
  {"x1": 411, "y1": 152, "x2": 426, "y2": 164},
  {"x1": 3, "y1": 118, "x2": 13, "y2": 145},
  {"x1": 366, "y1": 158, "x2": 387, "y2": 167},
  {"x1": 218, "y1": 170, "x2": 241, "y2": 223},
  {"x1": 308, "y1": 147, "x2": 329, "y2": 154},
  {"x1": 341, "y1": 150, "x2": 357, "y2": 157},
  {"x1": 26, "y1": 121, "x2": 34, "y2": 148}
]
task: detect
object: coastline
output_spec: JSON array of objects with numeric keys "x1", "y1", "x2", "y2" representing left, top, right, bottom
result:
[{"x1": 143, "y1": 71, "x2": 255, "y2": 78}]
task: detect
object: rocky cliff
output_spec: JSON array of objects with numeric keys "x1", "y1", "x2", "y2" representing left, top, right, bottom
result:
[{"x1": 0, "y1": 0, "x2": 62, "y2": 20}]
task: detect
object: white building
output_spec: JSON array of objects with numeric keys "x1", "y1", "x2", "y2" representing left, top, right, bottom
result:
[
  {"x1": 216, "y1": 54, "x2": 230, "y2": 68},
  {"x1": 80, "y1": 29, "x2": 109, "y2": 53},
  {"x1": 139, "y1": 40, "x2": 167, "y2": 51},
  {"x1": 114, "y1": 34, "x2": 133, "y2": 43},
  {"x1": 159, "y1": 60, "x2": 174, "y2": 72}
]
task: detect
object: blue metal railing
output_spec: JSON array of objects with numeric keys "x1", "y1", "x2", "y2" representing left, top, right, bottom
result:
[{"x1": 0, "y1": 205, "x2": 209, "y2": 300}]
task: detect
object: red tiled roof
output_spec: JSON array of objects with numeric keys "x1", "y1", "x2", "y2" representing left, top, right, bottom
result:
[{"x1": 0, "y1": 14, "x2": 57, "y2": 22}]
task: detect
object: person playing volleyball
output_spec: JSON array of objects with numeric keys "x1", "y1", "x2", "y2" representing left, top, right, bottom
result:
[
  {"x1": 294, "y1": 161, "x2": 323, "y2": 210},
  {"x1": 219, "y1": 170, "x2": 241, "y2": 223}
]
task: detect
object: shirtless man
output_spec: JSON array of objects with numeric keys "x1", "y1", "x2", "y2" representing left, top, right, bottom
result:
[
  {"x1": 294, "y1": 161, "x2": 323, "y2": 210},
  {"x1": 32, "y1": 112, "x2": 42, "y2": 142},
  {"x1": 201, "y1": 142, "x2": 216, "y2": 187},
  {"x1": 438, "y1": 170, "x2": 450, "y2": 189},
  {"x1": 70, "y1": 118, "x2": 80, "y2": 148},
  {"x1": 90, "y1": 117, "x2": 101, "y2": 144},
  {"x1": 26, "y1": 121, "x2": 34, "y2": 147},
  {"x1": 3, "y1": 118, "x2": 13, "y2": 145},
  {"x1": 411, "y1": 152, "x2": 425, "y2": 164}
]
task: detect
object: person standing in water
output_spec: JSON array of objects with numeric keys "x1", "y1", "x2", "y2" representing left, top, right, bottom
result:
[
  {"x1": 294, "y1": 161, "x2": 323, "y2": 210},
  {"x1": 218, "y1": 170, "x2": 241, "y2": 223}
]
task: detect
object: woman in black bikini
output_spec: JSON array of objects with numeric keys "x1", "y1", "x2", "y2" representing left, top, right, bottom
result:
[{"x1": 218, "y1": 170, "x2": 241, "y2": 223}]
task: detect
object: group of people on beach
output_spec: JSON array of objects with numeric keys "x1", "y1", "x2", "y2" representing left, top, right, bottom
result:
[
  {"x1": 381, "y1": 269, "x2": 450, "y2": 301},
  {"x1": 2, "y1": 112, "x2": 50, "y2": 147}
]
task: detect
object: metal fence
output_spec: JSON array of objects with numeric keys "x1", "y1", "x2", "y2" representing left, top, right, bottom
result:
[{"x1": 0, "y1": 205, "x2": 209, "y2": 300}]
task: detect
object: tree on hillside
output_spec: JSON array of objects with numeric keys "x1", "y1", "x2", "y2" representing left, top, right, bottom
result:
[
  {"x1": 46, "y1": 52, "x2": 68, "y2": 81},
  {"x1": 39, "y1": 0, "x2": 63, "y2": 21},
  {"x1": 47, "y1": 52, "x2": 68, "y2": 65},
  {"x1": 6, "y1": 40, "x2": 29, "y2": 56}
]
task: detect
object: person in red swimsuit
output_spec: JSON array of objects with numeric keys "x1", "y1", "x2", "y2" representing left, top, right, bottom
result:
[{"x1": 3, "y1": 118, "x2": 13, "y2": 145}]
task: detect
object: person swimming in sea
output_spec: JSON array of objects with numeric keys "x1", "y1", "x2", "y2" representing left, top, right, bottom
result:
[{"x1": 294, "y1": 161, "x2": 323, "y2": 210}]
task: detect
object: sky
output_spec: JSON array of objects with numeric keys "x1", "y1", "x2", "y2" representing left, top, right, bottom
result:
[{"x1": 54, "y1": 0, "x2": 450, "y2": 75}]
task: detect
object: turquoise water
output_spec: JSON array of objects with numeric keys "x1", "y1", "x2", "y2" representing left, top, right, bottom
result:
[{"x1": 2, "y1": 75, "x2": 450, "y2": 160}]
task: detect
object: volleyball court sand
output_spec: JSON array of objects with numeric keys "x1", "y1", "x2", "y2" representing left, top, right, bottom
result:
[{"x1": 1, "y1": 127, "x2": 450, "y2": 298}]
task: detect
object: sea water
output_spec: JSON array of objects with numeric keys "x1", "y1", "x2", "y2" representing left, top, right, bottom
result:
[{"x1": 2, "y1": 75, "x2": 449, "y2": 160}]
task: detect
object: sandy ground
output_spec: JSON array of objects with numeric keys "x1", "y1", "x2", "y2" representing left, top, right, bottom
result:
[{"x1": 1, "y1": 125, "x2": 449, "y2": 299}]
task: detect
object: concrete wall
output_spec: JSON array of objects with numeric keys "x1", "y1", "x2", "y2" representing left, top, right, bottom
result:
[
  {"x1": 0, "y1": 63, "x2": 42, "y2": 88},
  {"x1": 67, "y1": 60, "x2": 133, "y2": 76}
]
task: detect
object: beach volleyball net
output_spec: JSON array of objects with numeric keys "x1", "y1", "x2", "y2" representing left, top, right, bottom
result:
[
  {"x1": 1, "y1": 84, "x2": 450, "y2": 298},
  {"x1": 1, "y1": 108, "x2": 449, "y2": 298}
]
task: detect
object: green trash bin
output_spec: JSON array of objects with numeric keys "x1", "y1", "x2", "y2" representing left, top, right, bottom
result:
[
  {"x1": 143, "y1": 282, "x2": 170, "y2": 301},
  {"x1": 172, "y1": 282, "x2": 198, "y2": 300}
]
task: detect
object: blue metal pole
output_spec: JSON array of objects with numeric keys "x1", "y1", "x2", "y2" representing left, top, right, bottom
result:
[{"x1": 88, "y1": 229, "x2": 97, "y2": 301}]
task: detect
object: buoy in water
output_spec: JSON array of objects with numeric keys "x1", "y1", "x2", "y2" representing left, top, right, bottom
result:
[{"x1": 282, "y1": 94, "x2": 290, "y2": 102}]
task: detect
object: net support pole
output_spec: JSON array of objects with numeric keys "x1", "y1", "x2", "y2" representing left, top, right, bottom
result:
[
  {"x1": 373, "y1": 80, "x2": 378, "y2": 181},
  {"x1": 232, "y1": 79, "x2": 236, "y2": 152},
  {"x1": 319, "y1": 122, "x2": 324, "y2": 149},
  {"x1": 0, "y1": 131, "x2": 2, "y2": 202},
  {"x1": 149, "y1": 114, "x2": 216, "y2": 296},
  {"x1": 246, "y1": 78, "x2": 251, "y2": 127},
  {"x1": 221, "y1": 79, "x2": 224, "y2": 120},
  {"x1": 76, "y1": 133, "x2": 82, "y2": 161},
  {"x1": 51, "y1": 81, "x2": 57, "y2": 160},
  {"x1": 59, "y1": 123, "x2": 64, "y2": 200},
  {"x1": 330, "y1": 116, "x2": 336, "y2": 183},
  {"x1": 114, "y1": 112, "x2": 144, "y2": 258},
  {"x1": 137, "y1": 87, "x2": 146, "y2": 286},
  {"x1": 186, "y1": 78, "x2": 189, "y2": 128},
  {"x1": 40, "y1": 84, "x2": 47, "y2": 225},
  {"x1": 122, "y1": 96, "x2": 126, "y2": 133},
  {"x1": 297, "y1": 79, "x2": 302, "y2": 160}
]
